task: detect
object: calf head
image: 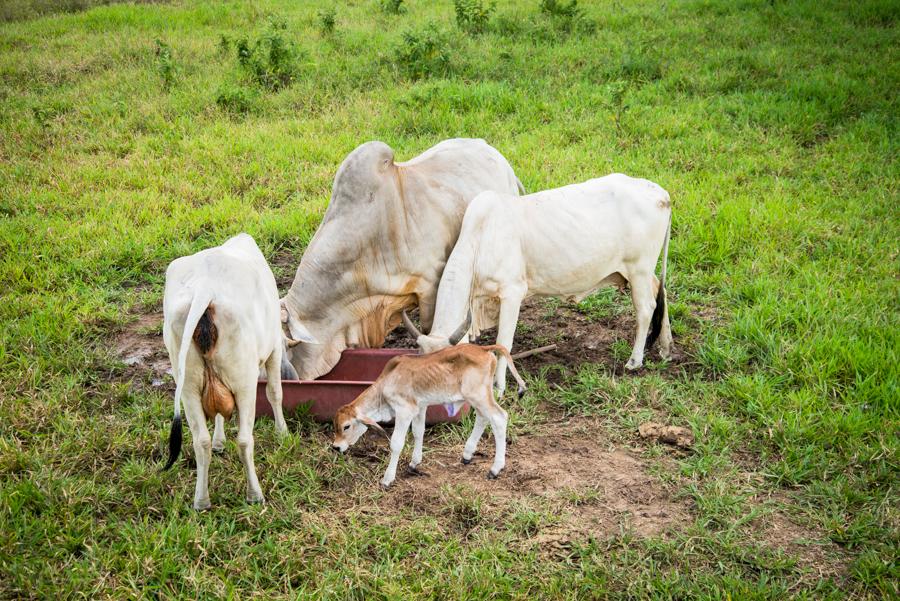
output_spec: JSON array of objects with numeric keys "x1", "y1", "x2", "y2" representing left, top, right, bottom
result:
[{"x1": 331, "y1": 405, "x2": 389, "y2": 453}]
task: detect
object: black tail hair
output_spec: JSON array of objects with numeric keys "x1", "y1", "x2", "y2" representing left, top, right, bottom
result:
[
  {"x1": 645, "y1": 282, "x2": 665, "y2": 351},
  {"x1": 162, "y1": 414, "x2": 182, "y2": 471}
]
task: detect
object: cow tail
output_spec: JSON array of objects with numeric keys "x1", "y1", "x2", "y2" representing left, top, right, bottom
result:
[
  {"x1": 646, "y1": 212, "x2": 671, "y2": 350},
  {"x1": 163, "y1": 291, "x2": 213, "y2": 471},
  {"x1": 484, "y1": 344, "x2": 527, "y2": 398}
]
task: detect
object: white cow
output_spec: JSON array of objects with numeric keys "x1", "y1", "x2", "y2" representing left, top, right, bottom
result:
[
  {"x1": 161, "y1": 233, "x2": 310, "y2": 510},
  {"x1": 281, "y1": 138, "x2": 523, "y2": 380},
  {"x1": 405, "y1": 174, "x2": 673, "y2": 392}
]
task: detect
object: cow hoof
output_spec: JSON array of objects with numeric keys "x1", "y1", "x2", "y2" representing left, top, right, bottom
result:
[
  {"x1": 461, "y1": 457, "x2": 472, "y2": 465},
  {"x1": 625, "y1": 358, "x2": 642, "y2": 371},
  {"x1": 379, "y1": 481, "x2": 393, "y2": 490},
  {"x1": 211, "y1": 445, "x2": 225, "y2": 454},
  {"x1": 193, "y1": 499, "x2": 211, "y2": 511},
  {"x1": 246, "y1": 494, "x2": 265, "y2": 505},
  {"x1": 406, "y1": 466, "x2": 428, "y2": 477},
  {"x1": 487, "y1": 470, "x2": 501, "y2": 480}
]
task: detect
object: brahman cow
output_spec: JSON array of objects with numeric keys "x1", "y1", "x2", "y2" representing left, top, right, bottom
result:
[
  {"x1": 404, "y1": 174, "x2": 673, "y2": 392},
  {"x1": 162, "y1": 233, "x2": 309, "y2": 510},
  {"x1": 331, "y1": 343, "x2": 526, "y2": 487},
  {"x1": 280, "y1": 138, "x2": 523, "y2": 380}
]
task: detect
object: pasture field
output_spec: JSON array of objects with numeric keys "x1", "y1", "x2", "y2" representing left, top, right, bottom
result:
[{"x1": 1, "y1": 0, "x2": 898, "y2": 598}]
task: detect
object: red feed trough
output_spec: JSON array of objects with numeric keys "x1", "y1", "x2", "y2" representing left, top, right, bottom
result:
[{"x1": 255, "y1": 348, "x2": 470, "y2": 424}]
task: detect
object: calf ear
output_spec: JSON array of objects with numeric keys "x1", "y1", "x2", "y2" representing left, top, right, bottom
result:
[{"x1": 360, "y1": 417, "x2": 391, "y2": 440}]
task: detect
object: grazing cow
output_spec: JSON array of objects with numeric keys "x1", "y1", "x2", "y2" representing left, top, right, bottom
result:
[
  {"x1": 330, "y1": 343, "x2": 526, "y2": 487},
  {"x1": 280, "y1": 138, "x2": 524, "y2": 380},
  {"x1": 404, "y1": 174, "x2": 673, "y2": 392},
  {"x1": 162, "y1": 233, "x2": 310, "y2": 510}
]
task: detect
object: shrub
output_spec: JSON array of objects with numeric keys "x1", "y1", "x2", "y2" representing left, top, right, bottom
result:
[
  {"x1": 318, "y1": 7, "x2": 336, "y2": 35},
  {"x1": 394, "y1": 24, "x2": 451, "y2": 79},
  {"x1": 154, "y1": 39, "x2": 176, "y2": 91},
  {"x1": 216, "y1": 83, "x2": 259, "y2": 114},
  {"x1": 234, "y1": 16, "x2": 303, "y2": 90},
  {"x1": 454, "y1": 0, "x2": 495, "y2": 34},
  {"x1": 538, "y1": 0, "x2": 595, "y2": 35},
  {"x1": 380, "y1": 0, "x2": 405, "y2": 15}
]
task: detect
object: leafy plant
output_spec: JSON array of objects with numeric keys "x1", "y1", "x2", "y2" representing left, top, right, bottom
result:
[
  {"x1": 234, "y1": 16, "x2": 303, "y2": 90},
  {"x1": 154, "y1": 39, "x2": 176, "y2": 91},
  {"x1": 318, "y1": 7, "x2": 336, "y2": 35},
  {"x1": 393, "y1": 24, "x2": 451, "y2": 79},
  {"x1": 538, "y1": 0, "x2": 595, "y2": 35},
  {"x1": 380, "y1": 0, "x2": 405, "y2": 15},
  {"x1": 454, "y1": 0, "x2": 495, "y2": 34},
  {"x1": 215, "y1": 83, "x2": 259, "y2": 114}
]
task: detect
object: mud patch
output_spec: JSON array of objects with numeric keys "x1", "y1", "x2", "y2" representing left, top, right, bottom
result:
[{"x1": 114, "y1": 311, "x2": 171, "y2": 390}]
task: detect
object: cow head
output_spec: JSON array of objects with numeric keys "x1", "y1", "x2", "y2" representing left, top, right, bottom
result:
[
  {"x1": 403, "y1": 310, "x2": 471, "y2": 353},
  {"x1": 331, "y1": 404, "x2": 389, "y2": 453}
]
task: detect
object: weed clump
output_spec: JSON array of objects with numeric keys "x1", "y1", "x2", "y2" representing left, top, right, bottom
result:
[
  {"x1": 318, "y1": 7, "x2": 336, "y2": 35},
  {"x1": 154, "y1": 39, "x2": 176, "y2": 91},
  {"x1": 215, "y1": 83, "x2": 259, "y2": 114},
  {"x1": 454, "y1": 0, "x2": 495, "y2": 34},
  {"x1": 380, "y1": 0, "x2": 405, "y2": 15},
  {"x1": 393, "y1": 24, "x2": 451, "y2": 79},
  {"x1": 233, "y1": 16, "x2": 303, "y2": 90},
  {"x1": 537, "y1": 0, "x2": 596, "y2": 36}
]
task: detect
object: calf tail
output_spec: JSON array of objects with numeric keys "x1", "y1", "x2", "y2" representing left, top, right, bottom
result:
[
  {"x1": 483, "y1": 344, "x2": 527, "y2": 398},
  {"x1": 646, "y1": 213, "x2": 671, "y2": 351},
  {"x1": 163, "y1": 291, "x2": 213, "y2": 471}
]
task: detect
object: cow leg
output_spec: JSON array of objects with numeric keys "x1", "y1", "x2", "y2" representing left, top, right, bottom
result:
[
  {"x1": 408, "y1": 407, "x2": 427, "y2": 472},
  {"x1": 486, "y1": 400, "x2": 509, "y2": 479},
  {"x1": 381, "y1": 410, "x2": 413, "y2": 488},
  {"x1": 626, "y1": 273, "x2": 656, "y2": 370},
  {"x1": 494, "y1": 291, "x2": 525, "y2": 394},
  {"x1": 264, "y1": 351, "x2": 289, "y2": 437},
  {"x1": 234, "y1": 380, "x2": 265, "y2": 504},
  {"x1": 462, "y1": 412, "x2": 489, "y2": 465},
  {"x1": 211, "y1": 414, "x2": 226, "y2": 453},
  {"x1": 182, "y1": 388, "x2": 212, "y2": 511}
]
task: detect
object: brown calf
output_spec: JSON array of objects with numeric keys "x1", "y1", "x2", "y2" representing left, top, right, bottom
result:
[{"x1": 331, "y1": 344, "x2": 526, "y2": 487}]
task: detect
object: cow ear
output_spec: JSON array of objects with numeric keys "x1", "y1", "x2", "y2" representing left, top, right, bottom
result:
[{"x1": 281, "y1": 301, "x2": 318, "y2": 344}]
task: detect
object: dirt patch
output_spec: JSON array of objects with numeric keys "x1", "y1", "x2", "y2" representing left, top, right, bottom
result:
[
  {"x1": 335, "y1": 421, "x2": 692, "y2": 549},
  {"x1": 114, "y1": 311, "x2": 171, "y2": 391}
]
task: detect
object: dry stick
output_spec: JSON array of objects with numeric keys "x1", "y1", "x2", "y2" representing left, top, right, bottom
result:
[{"x1": 510, "y1": 344, "x2": 557, "y2": 360}]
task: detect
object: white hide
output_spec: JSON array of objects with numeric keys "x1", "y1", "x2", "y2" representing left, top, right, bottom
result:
[
  {"x1": 420, "y1": 174, "x2": 674, "y2": 390},
  {"x1": 281, "y1": 138, "x2": 523, "y2": 380},
  {"x1": 162, "y1": 233, "x2": 289, "y2": 510}
]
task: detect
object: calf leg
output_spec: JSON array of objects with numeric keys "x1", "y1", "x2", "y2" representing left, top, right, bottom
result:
[
  {"x1": 408, "y1": 407, "x2": 427, "y2": 472},
  {"x1": 381, "y1": 411, "x2": 413, "y2": 488},
  {"x1": 494, "y1": 291, "x2": 525, "y2": 393},
  {"x1": 211, "y1": 414, "x2": 226, "y2": 453},
  {"x1": 234, "y1": 381, "x2": 265, "y2": 504},
  {"x1": 182, "y1": 388, "x2": 212, "y2": 511},
  {"x1": 264, "y1": 351, "x2": 289, "y2": 437},
  {"x1": 462, "y1": 413, "x2": 489, "y2": 464},
  {"x1": 626, "y1": 272, "x2": 656, "y2": 370},
  {"x1": 486, "y1": 403, "x2": 509, "y2": 479}
]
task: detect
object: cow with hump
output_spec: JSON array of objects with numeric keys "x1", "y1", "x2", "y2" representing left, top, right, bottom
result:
[
  {"x1": 404, "y1": 174, "x2": 674, "y2": 393},
  {"x1": 161, "y1": 233, "x2": 310, "y2": 510},
  {"x1": 280, "y1": 138, "x2": 524, "y2": 380}
]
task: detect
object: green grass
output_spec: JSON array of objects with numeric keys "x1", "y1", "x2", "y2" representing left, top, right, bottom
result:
[{"x1": 1, "y1": 0, "x2": 898, "y2": 598}]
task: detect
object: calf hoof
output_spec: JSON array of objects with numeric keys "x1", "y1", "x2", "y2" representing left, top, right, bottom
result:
[
  {"x1": 379, "y1": 480, "x2": 393, "y2": 490},
  {"x1": 193, "y1": 498, "x2": 212, "y2": 511},
  {"x1": 406, "y1": 465, "x2": 429, "y2": 477},
  {"x1": 461, "y1": 457, "x2": 472, "y2": 465},
  {"x1": 246, "y1": 493, "x2": 265, "y2": 505},
  {"x1": 486, "y1": 470, "x2": 502, "y2": 480},
  {"x1": 624, "y1": 357, "x2": 642, "y2": 371},
  {"x1": 211, "y1": 444, "x2": 225, "y2": 454}
]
